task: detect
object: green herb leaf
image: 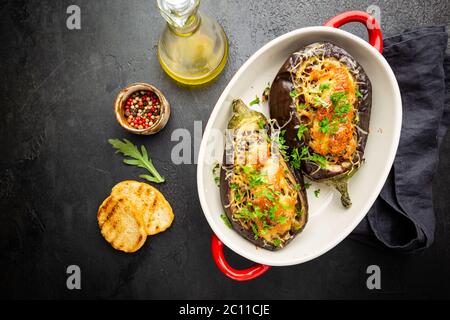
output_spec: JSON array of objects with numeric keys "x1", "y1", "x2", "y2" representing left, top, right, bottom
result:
[
  {"x1": 212, "y1": 162, "x2": 220, "y2": 186},
  {"x1": 268, "y1": 205, "x2": 278, "y2": 221},
  {"x1": 272, "y1": 238, "x2": 281, "y2": 247},
  {"x1": 249, "y1": 96, "x2": 260, "y2": 106},
  {"x1": 319, "y1": 117, "x2": 330, "y2": 133},
  {"x1": 290, "y1": 148, "x2": 302, "y2": 170},
  {"x1": 262, "y1": 83, "x2": 271, "y2": 102},
  {"x1": 290, "y1": 89, "x2": 299, "y2": 98},
  {"x1": 258, "y1": 119, "x2": 266, "y2": 129},
  {"x1": 319, "y1": 82, "x2": 331, "y2": 91},
  {"x1": 220, "y1": 214, "x2": 232, "y2": 229},
  {"x1": 356, "y1": 88, "x2": 363, "y2": 98},
  {"x1": 314, "y1": 189, "x2": 321, "y2": 198},
  {"x1": 297, "y1": 103, "x2": 307, "y2": 110},
  {"x1": 297, "y1": 124, "x2": 307, "y2": 141},
  {"x1": 109, "y1": 139, "x2": 165, "y2": 183},
  {"x1": 330, "y1": 92, "x2": 347, "y2": 104},
  {"x1": 251, "y1": 224, "x2": 259, "y2": 239},
  {"x1": 304, "y1": 181, "x2": 311, "y2": 189}
]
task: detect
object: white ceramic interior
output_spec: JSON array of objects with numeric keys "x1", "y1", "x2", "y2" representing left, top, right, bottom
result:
[{"x1": 197, "y1": 26, "x2": 402, "y2": 266}]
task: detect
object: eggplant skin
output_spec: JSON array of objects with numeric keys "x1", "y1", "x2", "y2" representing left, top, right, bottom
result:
[
  {"x1": 220, "y1": 156, "x2": 308, "y2": 251},
  {"x1": 219, "y1": 99, "x2": 308, "y2": 251},
  {"x1": 269, "y1": 42, "x2": 372, "y2": 181}
]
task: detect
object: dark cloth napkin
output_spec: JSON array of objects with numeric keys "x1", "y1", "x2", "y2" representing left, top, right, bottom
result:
[{"x1": 351, "y1": 26, "x2": 450, "y2": 252}]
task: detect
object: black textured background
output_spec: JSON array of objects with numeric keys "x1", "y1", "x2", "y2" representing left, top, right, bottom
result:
[{"x1": 1, "y1": 0, "x2": 449, "y2": 299}]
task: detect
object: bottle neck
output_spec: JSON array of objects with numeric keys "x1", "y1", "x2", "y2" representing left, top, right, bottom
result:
[
  {"x1": 158, "y1": 0, "x2": 201, "y2": 35},
  {"x1": 168, "y1": 12, "x2": 201, "y2": 36}
]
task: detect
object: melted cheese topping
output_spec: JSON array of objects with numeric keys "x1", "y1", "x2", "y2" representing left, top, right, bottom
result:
[
  {"x1": 226, "y1": 129, "x2": 301, "y2": 246},
  {"x1": 292, "y1": 55, "x2": 359, "y2": 163}
]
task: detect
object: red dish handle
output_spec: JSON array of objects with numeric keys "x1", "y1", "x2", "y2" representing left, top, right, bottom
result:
[
  {"x1": 211, "y1": 234, "x2": 270, "y2": 281},
  {"x1": 324, "y1": 10, "x2": 383, "y2": 53}
]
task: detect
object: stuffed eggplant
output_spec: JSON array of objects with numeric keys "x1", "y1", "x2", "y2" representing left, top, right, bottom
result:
[
  {"x1": 269, "y1": 42, "x2": 372, "y2": 208},
  {"x1": 220, "y1": 99, "x2": 308, "y2": 250}
]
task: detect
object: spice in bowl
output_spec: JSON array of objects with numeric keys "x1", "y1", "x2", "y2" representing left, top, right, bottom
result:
[
  {"x1": 124, "y1": 90, "x2": 162, "y2": 130},
  {"x1": 114, "y1": 83, "x2": 170, "y2": 135}
]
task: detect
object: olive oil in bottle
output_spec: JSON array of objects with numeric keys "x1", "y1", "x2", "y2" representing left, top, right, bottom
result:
[{"x1": 157, "y1": 0, "x2": 228, "y2": 86}]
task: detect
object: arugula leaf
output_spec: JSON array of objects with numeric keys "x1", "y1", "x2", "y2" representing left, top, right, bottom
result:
[
  {"x1": 220, "y1": 214, "x2": 232, "y2": 229},
  {"x1": 249, "y1": 96, "x2": 260, "y2": 106},
  {"x1": 109, "y1": 139, "x2": 165, "y2": 183}
]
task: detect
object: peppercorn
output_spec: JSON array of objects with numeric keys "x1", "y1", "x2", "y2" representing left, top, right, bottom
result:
[{"x1": 124, "y1": 89, "x2": 162, "y2": 130}]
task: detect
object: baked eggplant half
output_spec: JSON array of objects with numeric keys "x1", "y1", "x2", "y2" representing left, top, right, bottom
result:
[
  {"x1": 269, "y1": 42, "x2": 372, "y2": 208},
  {"x1": 220, "y1": 99, "x2": 308, "y2": 250}
]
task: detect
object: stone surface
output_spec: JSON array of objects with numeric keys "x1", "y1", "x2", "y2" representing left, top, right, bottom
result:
[{"x1": 0, "y1": 0, "x2": 449, "y2": 299}]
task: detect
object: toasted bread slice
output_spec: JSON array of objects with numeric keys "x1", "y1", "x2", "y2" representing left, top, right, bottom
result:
[
  {"x1": 146, "y1": 193, "x2": 174, "y2": 235},
  {"x1": 112, "y1": 180, "x2": 174, "y2": 235},
  {"x1": 112, "y1": 180, "x2": 158, "y2": 228},
  {"x1": 97, "y1": 196, "x2": 147, "y2": 253}
]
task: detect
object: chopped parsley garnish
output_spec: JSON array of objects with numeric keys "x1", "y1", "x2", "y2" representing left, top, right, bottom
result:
[
  {"x1": 248, "y1": 171, "x2": 267, "y2": 188},
  {"x1": 275, "y1": 130, "x2": 290, "y2": 161},
  {"x1": 249, "y1": 96, "x2": 260, "y2": 106},
  {"x1": 290, "y1": 147, "x2": 302, "y2": 169},
  {"x1": 290, "y1": 89, "x2": 299, "y2": 98},
  {"x1": 330, "y1": 91, "x2": 347, "y2": 104},
  {"x1": 304, "y1": 181, "x2": 311, "y2": 189},
  {"x1": 230, "y1": 183, "x2": 239, "y2": 190},
  {"x1": 278, "y1": 215, "x2": 287, "y2": 224},
  {"x1": 314, "y1": 189, "x2": 321, "y2": 198},
  {"x1": 272, "y1": 238, "x2": 281, "y2": 247},
  {"x1": 334, "y1": 103, "x2": 351, "y2": 117},
  {"x1": 290, "y1": 146, "x2": 327, "y2": 169},
  {"x1": 319, "y1": 117, "x2": 330, "y2": 133},
  {"x1": 297, "y1": 124, "x2": 307, "y2": 141},
  {"x1": 356, "y1": 88, "x2": 363, "y2": 98},
  {"x1": 268, "y1": 205, "x2": 278, "y2": 221},
  {"x1": 257, "y1": 189, "x2": 275, "y2": 202},
  {"x1": 220, "y1": 214, "x2": 232, "y2": 229},
  {"x1": 258, "y1": 119, "x2": 266, "y2": 129},
  {"x1": 212, "y1": 162, "x2": 220, "y2": 186},
  {"x1": 251, "y1": 224, "x2": 259, "y2": 239},
  {"x1": 297, "y1": 103, "x2": 307, "y2": 110},
  {"x1": 319, "y1": 82, "x2": 331, "y2": 91}
]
